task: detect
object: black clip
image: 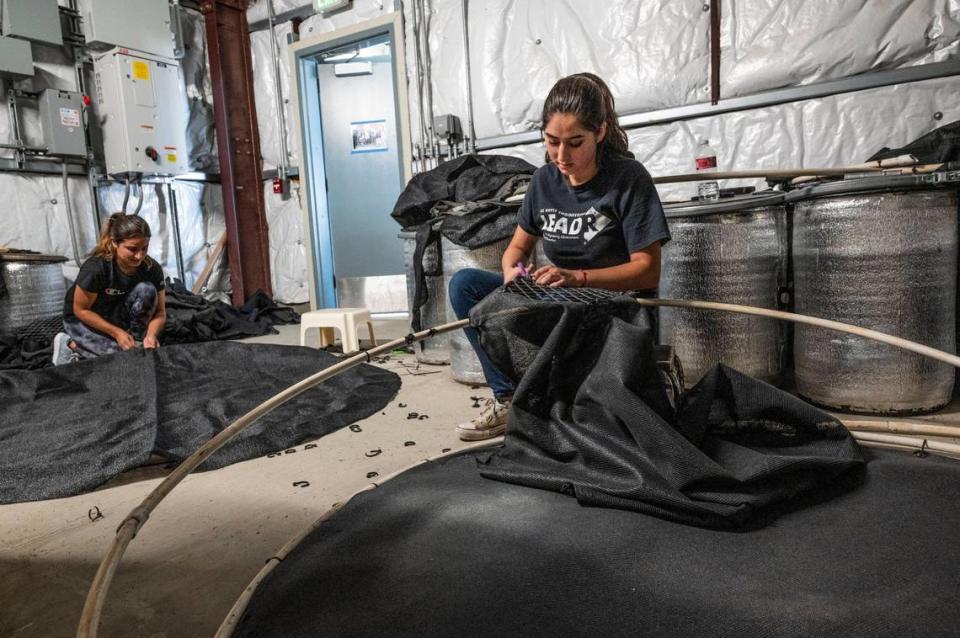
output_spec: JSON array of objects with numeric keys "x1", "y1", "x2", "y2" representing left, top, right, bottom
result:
[
  {"x1": 349, "y1": 424, "x2": 362, "y2": 433},
  {"x1": 915, "y1": 439, "x2": 929, "y2": 458},
  {"x1": 304, "y1": 443, "x2": 318, "y2": 450},
  {"x1": 365, "y1": 449, "x2": 382, "y2": 457},
  {"x1": 366, "y1": 471, "x2": 379, "y2": 479},
  {"x1": 404, "y1": 441, "x2": 416, "y2": 447},
  {"x1": 407, "y1": 412, "x2": 419, "y2": 420},
  {"x1": 398, "y1": 402, "x2": 408, "y2": 408},
  {"x1": 427, "y1": 328, "x2": 437, "y2": 337},
  {"x1": 404, "y1": 333, "x2": 416, "y2": 344},
  {"x1": 88, "y1": 506, "x2": 104, "y2": 522},
  {"x1": 293, "y1": 480, "x2": 310, "y2": 488},
  {"x1": 418, "y1": 414, "x2": 429, "y2": 420},
  {"x1": 441, "y1": 448, "x2": 451, "y2": 453},
  {"x1": 267, "y1": 452, "x2": 281, "y2": 458},
  {"x1": 284, "y1": 448, "x2": 296, "y2": 455},
  {"x1": 364, "y1": 351, "x2": 372, "y2": 363}
]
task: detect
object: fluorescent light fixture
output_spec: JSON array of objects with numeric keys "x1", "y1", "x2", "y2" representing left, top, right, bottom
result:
[
  {"x1": 314, "y1": 0, "x2": 352, "y2": 16},
  {"x1": 323, "y1": 43, "x2": 390, "y2": 63},
  {"x1": 334, "y1": 61, "x2": 373, "y2": 77}
]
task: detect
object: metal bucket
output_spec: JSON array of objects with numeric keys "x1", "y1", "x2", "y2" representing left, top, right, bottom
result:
[
  {"x1": 0, "y1": 255, "x2": 68, "y2": 334},
  {"x1": 792, "y1": 188, "x2": 957, "y2": 414},
  {"x1": 400, "y1": 231, "x2": 450, "y2": 365},
  {"x1": 659, "y1": 194, "x2": 788, "y2": 386},
  {"x1": 442, "y1": 236, "x2": 512, "y2": 385}
]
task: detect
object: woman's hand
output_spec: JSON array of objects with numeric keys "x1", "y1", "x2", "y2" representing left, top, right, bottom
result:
[
  {"x1": 143, "y1": 334, "x2": 160, "y2": 349},
  {"x1": 114, "y1": 330, "x2": 137, "y2": 351},
  {"x1": 532, "y1": 266, "x2": 583, "y2": 288}
]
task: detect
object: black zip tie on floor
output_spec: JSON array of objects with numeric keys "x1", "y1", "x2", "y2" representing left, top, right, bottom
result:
[
  {"x1": 365, "y1": 449, "x2": 382, "y2": 457},
  {"x1": 404, "y1": 441, "x2": 416, "y2": 447},
  {"x1": 88, "y1": 506, "x2": 104, "y2": 523},
  {"x1": 293, "y1": 481, "x2": 310, "y2": 488},
  {"x1": 366, "y1": 471, "x2": 379, "y2": 479},
  {"x1": 349, "y1": 424, "x2": 362, "y2": 433}
]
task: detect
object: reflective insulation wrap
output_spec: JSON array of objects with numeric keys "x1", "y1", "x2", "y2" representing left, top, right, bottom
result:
[
  {"x1": 660, "y1": 206, "x2": 787, "y2": 387},
  {"x1": 442, "y1": 236, "x2": 511, "y2": 385},
  {"x1": 400, "y1": 231, "x2": 450, "y2": 365},
  {"x1": 0, "y1": 260, "x2": 66, "y2": 333},
  {"x1": 793, "y1": 190, "x2": 958, "y2": 415}
]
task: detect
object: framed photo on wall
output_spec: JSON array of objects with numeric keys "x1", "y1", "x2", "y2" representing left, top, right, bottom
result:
[{"x1": 350, "y1": 119, "x2": 388, "y2": 153}]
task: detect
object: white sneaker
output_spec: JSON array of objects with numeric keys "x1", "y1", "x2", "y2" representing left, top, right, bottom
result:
[
  {"x1": 456, "y1": 397, "x2": 511, "y2": 441},
  {"x1": 52, "y1": 332, "x2": 79, "y2": 366}
]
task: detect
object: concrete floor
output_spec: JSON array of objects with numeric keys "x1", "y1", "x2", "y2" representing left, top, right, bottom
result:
[
  {"x1": 0, "y1": 319, "x2": 494, "y2": 638},
  {"x1": 3, "y1": 319, "x2": 960, "y2": 637}
]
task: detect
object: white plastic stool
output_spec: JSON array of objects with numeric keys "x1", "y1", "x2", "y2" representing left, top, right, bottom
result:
[{"x1": 300, "y1": 308, "x2": 377, "y2": 353}]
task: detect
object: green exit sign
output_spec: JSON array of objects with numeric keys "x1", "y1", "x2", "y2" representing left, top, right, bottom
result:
[{"x1": 315, "y1": 0, "x2": 352, "y2": 15}]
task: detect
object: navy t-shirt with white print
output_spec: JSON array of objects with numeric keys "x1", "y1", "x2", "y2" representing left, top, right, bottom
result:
[{"x1": 517, "y1": 154, "x2": 670, "y2": 272}]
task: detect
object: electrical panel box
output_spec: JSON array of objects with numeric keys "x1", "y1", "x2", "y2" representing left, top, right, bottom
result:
[
  {"x1": 1, "y1": 0, "x2": 62, "y2": 46},
  {"x1": 38, "y1": 90, "x2": 86, "y2": 157},
  {"x1": 0, "y1": 34, "x2": 32, "y2": 77},
  {"x1": 93, "y1": 48, "x2": 189, "y2": 176},
  {"x1": 81, "y1": 0, "x2": 174, "y2": 59}
]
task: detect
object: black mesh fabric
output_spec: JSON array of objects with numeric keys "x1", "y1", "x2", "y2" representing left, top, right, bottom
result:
[
  {"x1": 0, "y1": 342, "x2": 400, "y2": 504},
  {"x1": 470, "y1": 281, "x2": 864, "y2": 529},
  {"x1": 235, "y1": 448, "x2": 960, "y2": 638}
]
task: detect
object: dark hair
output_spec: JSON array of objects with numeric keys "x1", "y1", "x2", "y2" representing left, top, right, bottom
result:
[
  {"x1": 92, "y1": 213, "x2": 152, "y2": 260},
  {"x1": 541, "y1": 72, "x2": 631, "y2": 163}
]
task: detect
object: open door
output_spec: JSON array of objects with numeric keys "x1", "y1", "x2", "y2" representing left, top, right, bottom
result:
[{"x1": 291, "y1": 13, "x2": 411, "y2": 313}]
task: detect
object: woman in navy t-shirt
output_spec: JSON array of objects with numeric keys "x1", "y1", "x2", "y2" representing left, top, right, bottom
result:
[
  {"x1": 449, "y1": 72, "x2": 670, "y2": 440},
  {"x1": 53, "y1": 213, "x2": 166, "y2": 364}
]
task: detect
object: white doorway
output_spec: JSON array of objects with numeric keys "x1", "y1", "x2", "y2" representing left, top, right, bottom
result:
[{"x1": 291, "y1": 13, "x2": 412, "y2": 312}]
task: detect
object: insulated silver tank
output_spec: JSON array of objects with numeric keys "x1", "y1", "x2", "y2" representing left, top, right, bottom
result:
[
  {"x1": 442, "y1": 236, "x2": 512, "y2": 385},
  {"x1": 0, "y1": 254, "x2": 68, "y2": 333},
  {"x1": 400, "y1": 230, "x2": 450, "y2": 365},
  {"x1": 792, "y1": 185, "x2": 957, "y2": 414},
  {"x1": 659, "y1": 194, "x2": 788, "y2": 386}
]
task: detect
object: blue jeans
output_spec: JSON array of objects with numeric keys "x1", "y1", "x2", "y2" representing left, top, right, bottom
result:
[
  {"x1": 65, "y1": 282, "x2": 159, "y2": 357},
  {"x1": 448, "y1": 268, "x2": 515, "y2": 399}
]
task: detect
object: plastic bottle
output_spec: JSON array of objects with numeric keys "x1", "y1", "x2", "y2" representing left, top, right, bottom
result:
[{"x1": 695, "y1": 139, "x2": 720, "y2": 201}]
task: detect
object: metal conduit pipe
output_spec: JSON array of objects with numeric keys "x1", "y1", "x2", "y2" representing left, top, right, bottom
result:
[
  {"x1": 409, "y1": 0, "x2": 429, "y2": 172},
  {"x1": 419, "y1": 0, "x2": 438, "y2": 167},
  {"x1": 460, "y1": 0, "x2": 476, "y2": 153},
  {"x1": 167, "y1": 182, "x2": 186, "y2": 283},
  {"x1": 79, "y1": 299, "x2": 960, "y2": 636},
  {"x1": 131, "y1": 181, "x2": 144, "y2": 216},
  {"x1": 266, "y1": 0, "x2": 290, "y2": 182},
  {"x1": 62, "y1": 162, "x2": 83, "y2": 267}
]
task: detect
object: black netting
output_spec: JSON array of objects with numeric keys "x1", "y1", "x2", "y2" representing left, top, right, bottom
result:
[
  {"x1": 15, "y1": 315, "x2": 63, "y2": 341},
  {"x1": 470, "y1": 283, "x2": 864, "y2": 529},
  {"x1": 0, "y1": 342, "x2": 400, "y2": 504},
  {"x1": 236, "y1": 448, "x2": 960, "y2": 638}
]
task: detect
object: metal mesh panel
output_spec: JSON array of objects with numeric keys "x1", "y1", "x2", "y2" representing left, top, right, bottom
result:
[{"x1": 505, "y1": 277, "x2": 623, "y2": 304}]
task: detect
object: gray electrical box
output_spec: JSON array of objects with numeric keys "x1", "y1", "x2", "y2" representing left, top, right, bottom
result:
[
  {"x1": 39, "y1": 90, "x2": 86, "y2": 157},
  {"x1": 93, "y1": 48, "x2": 189, "y2": 175},
  {"x1": 81, "y1": 0, "x2": 175, "y2": 59},
  {"x1": 0, "y1": 34, "x2": 32, "y2": 77},
  {"x1": 1, "y1": 0, "x2": 62, "y2": 46}
]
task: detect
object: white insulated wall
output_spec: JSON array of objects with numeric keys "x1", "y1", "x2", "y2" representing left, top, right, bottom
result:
[{"x1": 3, "y1": 1, "x2": 958, "y2": 307}]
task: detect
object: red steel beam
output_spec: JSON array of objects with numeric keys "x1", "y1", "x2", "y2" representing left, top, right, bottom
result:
[{"x1": 201, "y1": 0, "x2": 273, "y2": 305}]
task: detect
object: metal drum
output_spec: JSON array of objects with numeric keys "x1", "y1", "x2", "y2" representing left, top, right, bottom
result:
[
  {"x1": 442, "y1": 236, "x2": 512, "y2": 385},
  {"x1": 0, "y1": 254, "x2": 68, "y2": 334},
  {"x1": 791, "y1": 181, "x2": 958, "y2": 414},
  {"x1": 660, "y1": 193, "x2": 788, "y2": 386},
  {"x1": 400, "y1": 231, "x2": 450, "y2": 365}
]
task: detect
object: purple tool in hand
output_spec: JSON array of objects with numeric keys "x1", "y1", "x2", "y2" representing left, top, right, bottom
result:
[{"x1": 517, "y1": 261, "x2": 529, "y2": 277}]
